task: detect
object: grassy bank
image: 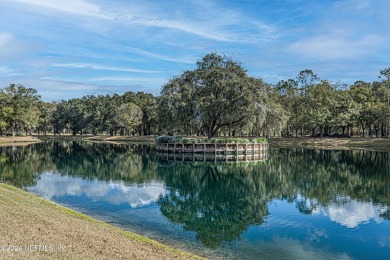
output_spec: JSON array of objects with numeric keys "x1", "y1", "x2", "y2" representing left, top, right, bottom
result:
[
  {"x1": 0, "y1": 184, "x2": 201, "y2": 260},
  {"x1": 0, "y1": 136, "x2": 40, "y2": 147},
  {"x1": 35, "y1": 135, "x2": 156, "y2": 144},
  {"x1": 268, "y1": 137, "x2": 390, "y2": 151}
]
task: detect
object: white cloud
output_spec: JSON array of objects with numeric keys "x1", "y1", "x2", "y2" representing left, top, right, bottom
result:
[
  {"x1": 0, "y1": 66, "x2": 22, "y2": 77},
  {"x1": 0, "y1": 32, "x2": 19, "y2": 58},
  {"x1": 296, "y1": 196, "x2": 387, "y2": 228},
  {"x1": 28, "y1": 172, "x2": 166, "y2": 208},
  {"x1": 257, "y1": 237, "x2": 352, "y2": 259},
  {"x1": 0, "y1": 32, "x2": 13, "y2": 47},
  {"x1": 321, "y1": 199, "x2": 385, "y2": 228},
  {"x1": 127, "y1": 48, "x2": 195, "y2": 64},
  {"x1": 52, "y1": 63, "x2": 160, "y2": 74},
  {"x1": 287, "y1": 34, "x2": 382, "y2": 60},
  {"x1": 114, "y1": 14, "x2": 236, "y2": 42},
  {"x1": 7, "y1": 0, "x2": 275, "y2": 43},
  {"x1": 23, "y1": 79, "x2": 100, "y2": 91},
  {"x1": 332, "y1": 0, "x2": 376, "y2": 12},
  {"x1": 8, "y1": 0, "x2": 108, "y2": 19},
  {"x1": 88, "y1": 76, "x2": 166, "y2": 86},
  {"x1": 103, "y1": 0, "x2": 278, "y2": 43}
]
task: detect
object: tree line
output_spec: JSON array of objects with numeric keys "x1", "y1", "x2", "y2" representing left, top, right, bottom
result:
[{"x1": 1, "y1": 53, "x2": 389, "y2": 138}]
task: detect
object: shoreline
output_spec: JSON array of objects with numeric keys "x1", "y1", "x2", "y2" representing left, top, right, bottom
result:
[
  {"x1": 1, "y1": 135, "x2": 390, "y2": 151},
  {"x1": 0, "y1": 184, "x2": 201, "y2": 260},
  {"x1": 267, "y1": 137, "x2": 390, "y2": 151},
  {"x1": 0, "y1": 136, "x2": 40, "y2": 147}
]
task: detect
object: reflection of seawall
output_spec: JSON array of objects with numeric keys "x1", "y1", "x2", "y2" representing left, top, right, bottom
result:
[
  {"x1": 157, "y1": 152, "x2": 268, "y2": 164},
  {"x1": 157, "y1": 142, "x2": 269, "y2": 154}
]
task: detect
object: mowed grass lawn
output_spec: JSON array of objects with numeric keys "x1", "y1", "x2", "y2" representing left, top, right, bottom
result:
[
  {"x1": 268, "y1": 137, "x2": 390, "y2": 151},
  {"x1": 0, "y1": 184, "x2": 201, "y2": 260}
]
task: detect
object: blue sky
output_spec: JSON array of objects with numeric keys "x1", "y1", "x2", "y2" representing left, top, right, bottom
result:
[{"x1": 0, "y1": 0, "x2": 389, "y2": 101}]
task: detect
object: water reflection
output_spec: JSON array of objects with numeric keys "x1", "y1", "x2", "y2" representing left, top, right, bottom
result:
[
  {"x1": 28, "y1": 172, "x2": 166, "y2": 208},
  {"x1": 1, "y1": 142, "x2": 390, "y2": 257},
  {"x1": 295, "y1": 196, "x2": 387, "y2": 228},
  {"x1": 321, "y1": 199, "x2": 385, "y2": 228},
  {"x1": 157, "y1": 163, "x2": 269, "y2": 248}
]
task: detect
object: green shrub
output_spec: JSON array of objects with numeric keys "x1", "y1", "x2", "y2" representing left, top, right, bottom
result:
[
  {"x1": 156, "y1": 136, "x2": 267, "y2": 144},
  {"x1": 251, "y1": 137, "x2": 267, "y2": 143},
  {"x1": 210, "y1": 137, "x2": 251, "y2": 144}
]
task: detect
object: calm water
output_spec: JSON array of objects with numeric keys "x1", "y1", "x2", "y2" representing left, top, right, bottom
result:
[{"x1": 1, "y1": 141, "x2": 390, "y2": 259}]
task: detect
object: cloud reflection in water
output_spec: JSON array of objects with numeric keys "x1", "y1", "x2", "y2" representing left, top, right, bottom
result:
[{"x1": 28, "y1": 172, "x2": 166, "y2": 208}]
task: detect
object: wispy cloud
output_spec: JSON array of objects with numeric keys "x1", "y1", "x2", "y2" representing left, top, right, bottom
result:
[
  {"x1": 88, "y1": 76, "x2": 166, "y2": 86},
  {"x1": 52, "y1": 63, "x2": 160, "y2": 74},
  {"x1": 8, "y1": 0, "x2": 108, "y2": 19},
  {"x1": 8, "y1": 0, "x2": 275, "y2": 43},
  {"x1": 287, "y1": 34, "x2": 382, "y2": 60},
  {"x1": 27, "y1": 79, "x2": 100, "y2": 91},
  {"x1": 0, "y1": 32, "x2": 22, "y2": 58},
  {"x1": 110, "y1": 2, "x2": 277, "y2": 43},
  {"x1": 128, "y1": 48, "x2": 195, "y2": 64},
  {"x1": 0, "y1": 66, "x2": 22, "y2": 77},
  {"x1": 114, "y1": 14, "x2": 240, "y2": 43},
  {"x1": 0, "y1": 32, "x2": 12, "y2": 47}
]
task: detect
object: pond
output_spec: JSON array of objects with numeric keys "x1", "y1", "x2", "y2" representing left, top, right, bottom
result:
[{"x1": 1, "y1": 141, "x2": 389, "y2": 259}]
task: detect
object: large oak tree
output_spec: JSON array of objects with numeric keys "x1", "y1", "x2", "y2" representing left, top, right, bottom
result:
[{"x1": 159, "y1": 53, "x2": 267, "y2": 138}]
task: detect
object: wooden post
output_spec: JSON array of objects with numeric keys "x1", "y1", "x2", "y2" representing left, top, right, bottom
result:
[
  {"x1": 267, "y1": 142, "x2": 269, "y2": 158},
  {"x1": 214, "y1": 144, "x2": 217, "y2": 163}
]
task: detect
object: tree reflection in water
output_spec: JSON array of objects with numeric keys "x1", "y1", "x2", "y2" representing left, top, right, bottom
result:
[
  {"x1": 0, "y1": 142, "x2": 389, "y2": 247},
  {"x1": 157, "y1": 163, "x2": 269, "y2": 248}
]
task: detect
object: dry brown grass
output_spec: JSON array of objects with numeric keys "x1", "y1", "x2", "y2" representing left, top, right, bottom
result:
[
  {"x1": 35, "y1": 135, "x2": 156, "y2": 144},
  {"x1": 0, "y1": 136, "x2": 39, "y2": 147},
  {"x1": 268, "y1": 137, "x2": 390, "y2": 151},
  {"x1": 0, "y1": 184, "x2": 201, "y2": 260}
]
